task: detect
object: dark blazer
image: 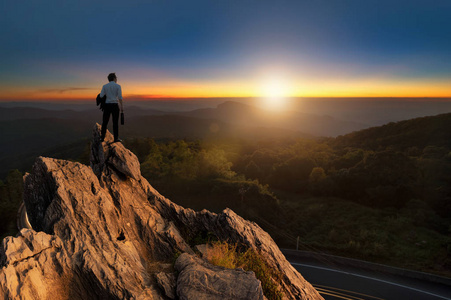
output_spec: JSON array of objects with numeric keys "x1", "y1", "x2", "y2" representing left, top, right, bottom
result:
[{"x1": 96, "y1": 93, "x2": 106, "y2": 111}]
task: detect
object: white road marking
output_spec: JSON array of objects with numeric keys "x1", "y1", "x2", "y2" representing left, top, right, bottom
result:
[
  {"x1": 291, "y1": 262, "x2": 450, "y2": 300},
  {"x1": 314, "y1": 284, "x2": 384, "y2": 300}
]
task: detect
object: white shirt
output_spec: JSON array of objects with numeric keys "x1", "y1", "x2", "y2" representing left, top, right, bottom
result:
[{"x1": 100, "y1": 81, "x2": 122, "y2": 104}]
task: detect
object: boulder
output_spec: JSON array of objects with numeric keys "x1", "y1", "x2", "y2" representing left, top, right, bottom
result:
[
  {"x1": 175, "y1": 253, "x2": 265, "y2": 300},
  {"x1": 155, "y1": 272, "x2": 177, "y2": 299}
]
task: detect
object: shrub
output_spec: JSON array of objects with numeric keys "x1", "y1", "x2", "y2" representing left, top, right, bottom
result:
[{"x1": 204, "y1": 241, "x2": 284, "y2": 300}]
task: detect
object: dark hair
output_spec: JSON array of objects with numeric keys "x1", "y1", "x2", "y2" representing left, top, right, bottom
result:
[{"x1": 108, "y1": 73, "x2": 117, "y2": 82}]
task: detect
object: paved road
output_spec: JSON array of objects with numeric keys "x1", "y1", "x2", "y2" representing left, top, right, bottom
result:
[
  {"x1": 16, "y1": 202, "x2": 32, "y2": 231},
  {"x1": 290, "y1": 258, "x2": 451, "y2": 300}
]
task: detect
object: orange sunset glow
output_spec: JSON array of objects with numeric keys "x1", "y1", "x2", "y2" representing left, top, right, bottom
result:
[
  {"x1": 3, "y1": 77, "x2": 451, "y2": 101},
  {"x1": 1, "y1": 0, "x2": 450, "y2": 105}
]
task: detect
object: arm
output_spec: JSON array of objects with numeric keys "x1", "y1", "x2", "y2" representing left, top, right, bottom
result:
[
  {"x1": 118, "y1": 86, "x2": 123, "y2": 112},
  {"x1": 100, "y1": 86, "x2": 105, "y2": 97}
]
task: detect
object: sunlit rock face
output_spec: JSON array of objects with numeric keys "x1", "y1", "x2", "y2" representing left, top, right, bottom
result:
[{"x1": 0, "y1": 124, "x2": 323, "y2": 300}]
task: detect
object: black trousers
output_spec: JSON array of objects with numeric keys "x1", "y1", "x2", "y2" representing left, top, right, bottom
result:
[{"x1": 101, "y1": 103, "x2": 120, "y2": 140}]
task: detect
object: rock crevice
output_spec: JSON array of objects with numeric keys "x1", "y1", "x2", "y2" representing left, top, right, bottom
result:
[{"x1": 0, "y1": 124, "x2": 323, "y2": 300}]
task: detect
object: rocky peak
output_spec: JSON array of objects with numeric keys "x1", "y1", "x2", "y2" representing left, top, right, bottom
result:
[{"x1": 0, "y1": 124, "x2": 323, "y2": 299}]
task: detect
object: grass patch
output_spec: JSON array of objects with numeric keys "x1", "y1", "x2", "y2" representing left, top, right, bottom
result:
[
  {"x1": 203, "y1": 241, "x2": 284, "y2": 300},
  {"x1": 186, "y1": 231, "x2": 218, "y2": 247}
]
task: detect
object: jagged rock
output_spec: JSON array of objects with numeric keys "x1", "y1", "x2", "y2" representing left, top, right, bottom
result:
[
  {"x1": 1, "y1": 229, "x2": 57, "y2": 266},
  {"x1": 0, "y1": 123, "x2": 323, "y2": 300},
  {"x1": 0, "y1": 229, "x2": 82, "y2": 300},
  {"x1": 90, "y1": 124, "x2": 141, "y2": 180},
  {"x1": 154, "y1": 202, "x2": 321, "y2": 299},
  {"x1": 155, "y1": 272, "x2": 177, "y2": 299},
  {"x1": 175, "y1": 252, "x2": 265, "y2": 300},
  {"x1": 195, "y1": 243, "x2": 209, "y2": 255}
]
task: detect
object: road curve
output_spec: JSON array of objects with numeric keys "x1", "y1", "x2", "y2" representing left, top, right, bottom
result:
[
  {"x1": 290, "y1": 259, "x2": 451, "y2": 300},
  {"x1": 17, "y1": 202, "x2": 32, "y2": 231}
]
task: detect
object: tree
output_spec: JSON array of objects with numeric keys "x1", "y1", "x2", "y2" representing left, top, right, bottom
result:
[
  {"x1": 244, "y1": 161, "x2": 261, "y2": 180},
  {"x1": 309, "y1": 167, "x2": 326, "y2": 184},
  {"x1": 0, "y1": 170, "x2": 23, "y2": 239},
  {"x1": 6, "y1": 169, "x2": 23, "y2": 205}
]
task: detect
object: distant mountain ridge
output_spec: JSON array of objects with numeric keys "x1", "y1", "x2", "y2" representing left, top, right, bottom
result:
[
  {"x1": 1, "y1": 101, "x2": 366, "y2": 137},
  {"x1": 0, "y1": 105, "x2": 308, "y2": 177},
  {"x1": 0, "y1": 106, "x2": 165, "y2": 121},
  {"x1": 2, "y1": 102, "x2": 450, "y2": 178},
  {"x1": 179, "y1": 101, "x2": 368, "y2": 137}
]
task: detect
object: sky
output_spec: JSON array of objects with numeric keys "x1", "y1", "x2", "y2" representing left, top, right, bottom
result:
[{"x1": 1, "y1": 0, "x2": 451, "y2": 101}]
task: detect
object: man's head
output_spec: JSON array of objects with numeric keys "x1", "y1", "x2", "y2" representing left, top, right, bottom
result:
[{"x1": 108, "y1": 73, "x2": 117, "y2": 82}]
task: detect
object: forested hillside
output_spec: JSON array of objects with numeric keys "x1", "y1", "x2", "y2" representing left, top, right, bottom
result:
[{"x1": 333, "y1": 113, "x2": 451, "y2": 150}]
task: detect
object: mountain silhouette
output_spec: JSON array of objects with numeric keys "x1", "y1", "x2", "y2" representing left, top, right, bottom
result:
[
  {"x1": 179, "y1": 101, "x2": 368, "y2": 137},
  {"x1": 333, "y1": 113, "x2": 451, "y2": 151}
]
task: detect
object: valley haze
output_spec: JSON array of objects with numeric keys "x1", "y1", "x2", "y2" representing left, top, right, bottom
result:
[
  {"x1": 2, "y1": 97, "x2": 451, "y2": 125},
  {"x1": 1, "y1": 97, "x2": 451, "y2": 179}
]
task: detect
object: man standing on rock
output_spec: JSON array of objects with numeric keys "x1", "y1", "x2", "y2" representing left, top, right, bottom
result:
[{"x1": 100, "y1": 72, "x2": 123, "y2": 143}]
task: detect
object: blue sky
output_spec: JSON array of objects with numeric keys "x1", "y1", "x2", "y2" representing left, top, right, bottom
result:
[{"x1": 1, "y1": 0, "x2": 451, "y2": 99}]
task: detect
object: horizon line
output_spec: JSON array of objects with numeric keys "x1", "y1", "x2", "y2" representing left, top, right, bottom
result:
[{"x1": 1, "y1": 96, "x2": 451, "y2": 103}]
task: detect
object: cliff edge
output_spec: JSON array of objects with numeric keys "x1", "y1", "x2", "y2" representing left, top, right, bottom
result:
[{"x1": 0, "y1": 124, "x2": 322, "y2": 300}]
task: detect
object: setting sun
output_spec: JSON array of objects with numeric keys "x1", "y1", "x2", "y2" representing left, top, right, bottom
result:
[
  {"x1": 262, "y1": 79, "x2": 289, "y2": 98},
  {"x1": 260, "y1": 78, "x2": 291, "y2": 111}
]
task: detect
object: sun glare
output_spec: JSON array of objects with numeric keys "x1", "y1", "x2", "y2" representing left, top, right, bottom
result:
[
  {"x1": 260, "y1": 78, "x2": 290, "y2": 111},
  {"x1": 263, "y1": 79, "x2": 287, "y2": 98}
]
